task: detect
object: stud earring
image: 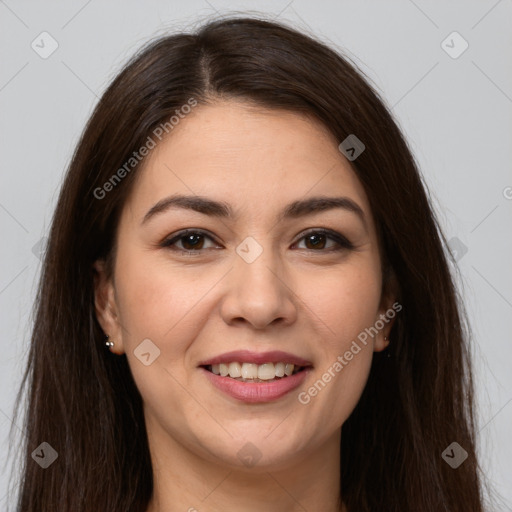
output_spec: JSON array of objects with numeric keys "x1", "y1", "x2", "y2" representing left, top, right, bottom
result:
[
  {"x1": 105, "y1": 335, "x2": 114, "y2": 348},
  {"x1": 384, "y1": 335, "x2": 392, "y2": 358}
]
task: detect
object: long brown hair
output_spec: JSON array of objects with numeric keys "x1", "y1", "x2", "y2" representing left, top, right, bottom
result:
[{"x1": 8, "y1": 15, "x2": 487, "y2": 511}]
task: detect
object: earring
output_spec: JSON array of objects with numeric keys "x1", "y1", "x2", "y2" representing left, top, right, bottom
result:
[
  {"x1": 384, "y1": 335, "x2": 392, "y2": 358},
  {"x1": 105, "y1": 335, "x2": 114, "y2": 348}
]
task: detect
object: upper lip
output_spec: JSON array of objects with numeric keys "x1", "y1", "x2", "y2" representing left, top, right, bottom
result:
[{"x1": 198, "y1": 350, "x2": 313, "y2": 367}]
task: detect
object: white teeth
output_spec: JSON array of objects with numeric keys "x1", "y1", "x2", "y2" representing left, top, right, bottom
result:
[
  {"x1": 207, "y1": 361, "x2": 301, "y2": 380},
  {"x1": 241, "y1": 363, "x2": 259, "y2": 379},
  {"x1": 284, "y1": 363, "x2": 294, "y2": 376},
  {"x1": 258, "y1": 363, "x2": 276, "y2": 380},
  {"x1": 274, "y1": 362, "x2": 285, "y2": 377},
  {"x1": 228, "y1": 362, "x2": 242, "y2": 378}
]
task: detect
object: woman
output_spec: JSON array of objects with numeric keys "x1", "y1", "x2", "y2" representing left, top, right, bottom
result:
[{"x1": 9, "y1": 16, "x2": 487, "y2": 511}]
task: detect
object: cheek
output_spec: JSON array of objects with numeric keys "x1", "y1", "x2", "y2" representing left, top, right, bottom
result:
[
  {"x1": 301, "y1": 259, "x2": 382, "y2": 348},
  {"x1": 295, "y1": 261, "x2": 381, "y2": 423},
  {"x1": 112, "y1": 250, "x2": 209, "y2": 424},
  {"x1": 114, "y1": 248, "x2": 209, "y2": 341},
  {"x1": 113, "y1": 248, "x2": 224, "y2": 396}
]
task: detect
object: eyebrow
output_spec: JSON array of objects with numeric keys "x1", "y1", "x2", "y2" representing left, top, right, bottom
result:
[{"x1": 141, "y1": 193, "x2": 367, "y2": 228}]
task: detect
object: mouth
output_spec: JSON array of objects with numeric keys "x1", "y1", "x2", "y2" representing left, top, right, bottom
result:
[
  {"x1": 198, "y1": 350, "x2": 313, "y2": 403},
  {"x1": 201, "y1": 362, "x2": 310, "y2": 383}
]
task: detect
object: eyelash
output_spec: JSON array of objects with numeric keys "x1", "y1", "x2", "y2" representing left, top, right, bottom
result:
[{"x1": 159, "y1": 228, "x2": 355, "y2": 255}]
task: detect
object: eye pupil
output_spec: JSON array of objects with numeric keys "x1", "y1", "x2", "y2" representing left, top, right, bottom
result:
[
  {"x1": 163, "y1": 229, "x2": 350, "y2": 254},
  {"x1": 306, "y1": 234, "x2": 326, "y2": 249},
  {"x1": 182, "y1": 234, "x2": 203, "y2": 250}
]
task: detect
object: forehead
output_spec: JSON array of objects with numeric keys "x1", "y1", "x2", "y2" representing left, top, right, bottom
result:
[{"x1": 125, "y1": 100, "x2": 373, "y2": 226}]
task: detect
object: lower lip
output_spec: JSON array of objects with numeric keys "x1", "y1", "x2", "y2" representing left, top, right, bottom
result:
[{"x1": 200, "y1": 367, "x2": 311, "y2": 403}]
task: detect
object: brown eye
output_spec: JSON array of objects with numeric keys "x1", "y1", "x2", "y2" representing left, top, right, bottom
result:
[
  {"x1": 294, "y1": 229, "x2": 354, "y2": 252},
  {"x1": 160, "y1": 230, "x2": 218, "y2": 253},
  {"x1": 160, "y1": 228, "x2": 354, "y2": 255},
  {"x1": 179, "y1": 233, "x2": 206, "y2": 250},
  {"x1": 303, "y1": 233, "x2": 329, "y2": 250}
]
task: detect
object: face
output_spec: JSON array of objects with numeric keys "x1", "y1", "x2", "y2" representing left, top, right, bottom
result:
[{"x1": 94, "y1": 100, "x2": 396, "y2": 471}]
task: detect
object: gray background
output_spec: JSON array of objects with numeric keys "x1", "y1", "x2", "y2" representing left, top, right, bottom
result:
[{"x1": 1, "y1": 0, "x2": 511, "y2": 509}]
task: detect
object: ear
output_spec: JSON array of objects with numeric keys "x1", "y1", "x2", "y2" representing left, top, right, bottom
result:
[
  {"x1": 373, "y1": 268, "x2": 400, "y2": 353},
  {"x1": 93, "y1": 259, "x2": 125, "y2": 354}
]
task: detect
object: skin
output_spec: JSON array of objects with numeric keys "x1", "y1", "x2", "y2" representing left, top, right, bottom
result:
[{"x1": 94, "y1": 100, "x2": 397, "y2": 512}]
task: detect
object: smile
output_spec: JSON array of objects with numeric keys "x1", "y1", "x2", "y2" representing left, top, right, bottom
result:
[
  {"x1": 200, "y1": 364, "x2": 312, "y2": 403},
  {"x1": 203, "y1": 362, "x2": 305, "y2": 382}
]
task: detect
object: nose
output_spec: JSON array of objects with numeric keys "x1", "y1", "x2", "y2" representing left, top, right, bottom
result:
[{"x1": 219, "y1": 242, "x2": 298, "y2": 330}]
